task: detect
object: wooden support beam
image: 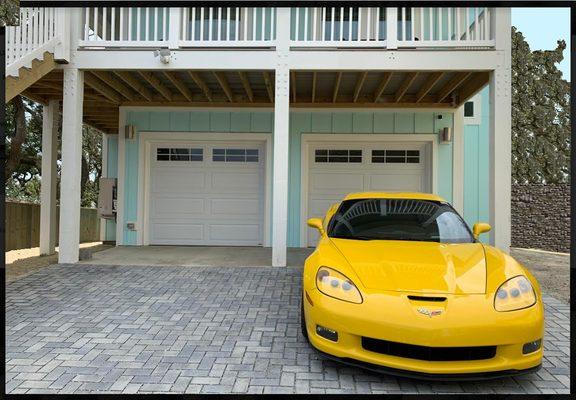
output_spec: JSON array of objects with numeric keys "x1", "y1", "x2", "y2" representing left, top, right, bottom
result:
[
  {"x1": 91, "y1": 71, "x2": 136, "y2": 101},
  {"x1": 139, "y1": 71, "x2": 173, "y2": 101},
  {"x1": 291, "y1": 71, "x2": 297, "y2": 103},
  {"x1": 416, "y1": 72, "x2": 444, "y2": 103},
  {"x1": 238, "y1": 71, "x2": 254, "y2": 102},
  {"x1": 213, "y1": 71, "x2": 235, "y2": 102},
  {"x1": 353, "y1": 71, "x2": 368, "y2": 103},
  {"x1": 311, "y1": 72, "x2": 317, "y2": 103},
  {"x1": 373, "y1": 72, "x2": 393, "y2": 102},
  {"x1": 188, "y1": 71, "x2": 213, "y2": 102},
  {"x1": 456, "y1": 72, "x2": 490, "y2": 106},
  {"x1": 262, "y1": 71, "x2": 274, "y2": 103},
  {"x1": 84, "y1": 73, "x2": 122, "y2": 104},
  {"x1": 114, "y1": 71, "x2": 153, "y2": 101},
  {"x1": 21, "y1": 90, "x2": 48, "y2": 105},
  {"x1": 436, "y1": 72, "x2": 473, "y2": 103},
  {"x1": 163, "y1": 71, "x2": 194, "y2": 102},
  {"x1": 394, "y1": 72, "x2": 418, "y2": 103},
  {"x1": 332, "y1": 72, "x2": 342, "y2": 103}
]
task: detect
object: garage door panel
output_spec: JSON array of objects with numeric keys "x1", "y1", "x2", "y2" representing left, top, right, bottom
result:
[
  {"x1": 306, "y1": 141, "x2": 431, "y2": 247},
  {"x1": 211, "y1": 171, "x2": 261, "y2": 192},
  {"x1": 211, "y1": 198, "x2": 260, "y2": 216},
  {"x1": 152, "y1": 197, "x2": 206, "y2": 217},
  {"x1": 151, "y1": 223, "x2": 204, "y2": 242},
  {"x1": 152, "y1": 170, "x2": 206, "y2": 193},
  {"x1": 208, "y1": 224, "x2": 261, "y2": 242},
  {"x1": 367, "y1": 173, "x2": 424, "y2": 192},
  {"x1": 310, "y1": 172, "x2": 365, "y2": 192},
  {"x1": 149, "y1": 142, "x2": 265, "y2": 246}
]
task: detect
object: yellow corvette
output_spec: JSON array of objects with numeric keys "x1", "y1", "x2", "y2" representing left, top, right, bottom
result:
[{"x1": 302, "y1": 192, "x2": 544, "y2": 380}]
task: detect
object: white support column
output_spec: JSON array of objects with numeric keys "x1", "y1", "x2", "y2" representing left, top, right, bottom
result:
[
  {"x1": 271, "y1": 8, "x2": 291, "y2": 267},
  {"x1": 488, "y1": 8, "x2": 511, "y2": 251},
  {"x1": 100, "y1": 133, "x2": 108, "y2": 242},
  {"x1": 452, "y1": 105, "x2": 464, "y2": 215},
  {"x1": 58, "y1": 68, "x2": 84, "y2": 263},
  {"x1": 39, "y1": 100, "x2": 60, "y2": 256}
]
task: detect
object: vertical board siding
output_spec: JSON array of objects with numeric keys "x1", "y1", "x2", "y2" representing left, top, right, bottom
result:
[
  {"x1": 122, "y1": 109, "x2": 452, "y2": 247},
  {"x1": 463, "y1": 87, "x2": 490, "y2": 242}
]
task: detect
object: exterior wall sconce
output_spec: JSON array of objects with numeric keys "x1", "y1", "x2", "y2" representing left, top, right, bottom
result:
[
  {"x1": 125, "y1": 124, "x2": 136, "y2": 139},
  {"x1": 440, "y1": 127, "x2": 452, "y2": 144}
]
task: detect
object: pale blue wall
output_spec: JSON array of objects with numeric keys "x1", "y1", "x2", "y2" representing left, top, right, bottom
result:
[
  {"x1": 463, "y1": 86, "x2": 490, "y2": 242},
  {"x1": 119, "y1": 109, "x2": 453, "y2": 247},
  {"x1": 105, "y1": 136, "x2": 118, "y2": 241}
]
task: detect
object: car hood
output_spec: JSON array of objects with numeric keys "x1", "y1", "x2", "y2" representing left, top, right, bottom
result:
[{"x1": 329, "y1": 239, "x2": 487, "y2": 294}]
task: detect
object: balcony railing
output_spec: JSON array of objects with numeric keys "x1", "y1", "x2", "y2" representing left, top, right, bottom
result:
[
  {"x1": 5, "y1": 7, "x2": 64, "y2": 75},
  {"x1": 6, "y1": 6, "x2": 497, "y2": 70}
]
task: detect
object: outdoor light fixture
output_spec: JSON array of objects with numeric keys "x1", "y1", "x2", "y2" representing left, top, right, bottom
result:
[
  {"x1": 124, "y1": 125, "x2": 136, "y2": 139},
  {"x1": 440, "y1": 127, "x2": 452, "y2": 144},
  {"x1": 154, "y1": 49, "x2": 172, "y2": 64}
]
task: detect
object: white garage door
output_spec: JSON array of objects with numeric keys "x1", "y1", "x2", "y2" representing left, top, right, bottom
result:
[
  {"x1": 306, "y1": 141, "x2": 431, "y2": 246},
  {"x1": 149, "y1": 141, "x2": 265, "y2": 246}
]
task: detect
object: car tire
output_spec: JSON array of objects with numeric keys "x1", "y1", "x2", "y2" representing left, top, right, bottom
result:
[{"x1": 301, "y1": 298, "x2": 309, "y2": 341}]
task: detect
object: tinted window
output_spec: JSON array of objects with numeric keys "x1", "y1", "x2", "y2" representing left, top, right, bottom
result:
[{"x1": 327, "y1": 198, "x2": 474, "y2": 243}]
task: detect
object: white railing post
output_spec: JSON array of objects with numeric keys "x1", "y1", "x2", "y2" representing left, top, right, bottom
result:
[
  {"x1": 54, "y1": 8, "x2": 71, "y2": 62},
  {"x1": 386, "y1": 7, "x2": 397, "y2": 48},
  {"x1": 168, "y1": 7, "x2": 181, "y2": 49}
]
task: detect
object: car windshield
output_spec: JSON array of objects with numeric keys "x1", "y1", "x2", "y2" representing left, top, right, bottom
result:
[{"x1": 327, "y1": 198, "x2": 474, "y2": 243}]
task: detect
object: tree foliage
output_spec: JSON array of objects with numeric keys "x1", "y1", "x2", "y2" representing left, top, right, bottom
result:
[
  {"x1": 511, "y1": 26, "x2": 570, "y2": 184},
  {"x1": 5, "y1": 98, "x2": 102, "y2": 207},
  {"x1": 0, "y1": 0, "x2": 19, "y2": 27}
]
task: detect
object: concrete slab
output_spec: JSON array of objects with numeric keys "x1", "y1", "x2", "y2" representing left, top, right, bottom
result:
[{"x1": 79, "y1": 246, "x2": 314, "y2": 267}]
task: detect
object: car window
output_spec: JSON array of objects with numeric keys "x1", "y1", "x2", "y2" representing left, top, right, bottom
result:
[{"x1": 327, "y1": 198, "x2": 474, "y2": 243}]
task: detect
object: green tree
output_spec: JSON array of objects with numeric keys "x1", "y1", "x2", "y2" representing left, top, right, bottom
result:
[
  {"x1": 511, "y1": 26, "x2": 570, "y2": 184},
  {"x1": 5, "y1": 97, "x2": 102, "y2": 207},
  {"x1": 0, "y1": 0, "x2": 19, "y2": 27}
]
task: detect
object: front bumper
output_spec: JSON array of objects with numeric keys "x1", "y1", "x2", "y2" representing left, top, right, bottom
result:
[{"x1": 304, "y1": 288, "x2": 544, "y2": 378}]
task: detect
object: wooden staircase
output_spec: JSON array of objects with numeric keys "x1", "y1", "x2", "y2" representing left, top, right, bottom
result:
[{"x1": 6, "y1": 51, "x2": 57, "y2": 102}]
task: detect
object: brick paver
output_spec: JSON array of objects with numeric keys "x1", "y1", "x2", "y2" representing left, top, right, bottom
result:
[{"x1": 5, "y1": 264, "x2": 571, "y2": 394}]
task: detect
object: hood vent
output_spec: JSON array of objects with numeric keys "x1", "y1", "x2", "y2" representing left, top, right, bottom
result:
[{"x1": 407, "y1": 295, "x2": 447, "y2": 302}]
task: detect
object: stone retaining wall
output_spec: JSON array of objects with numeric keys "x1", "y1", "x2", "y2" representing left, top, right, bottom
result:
[{"x1": 511, "y1": 184, "x2": 570, "y2": 253}]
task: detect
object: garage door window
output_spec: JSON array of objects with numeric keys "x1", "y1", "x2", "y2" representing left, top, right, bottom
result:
[
  {"x1": 372, "y1": 150, "x2": 420, "y2": 164},
  {"x1": 157, "y1": 148, "x2": 203, "y2": 161},
  {"x1": 212, "y1": 148, "x2": 259, "y2": 162},
  {"x1": 315, "y1": 149, "x2": 362, "y2": 163}
]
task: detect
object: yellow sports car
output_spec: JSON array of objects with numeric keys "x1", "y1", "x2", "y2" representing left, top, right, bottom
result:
[{"x1": 302, "y1": 192, "x2": 544, "y2": 380}]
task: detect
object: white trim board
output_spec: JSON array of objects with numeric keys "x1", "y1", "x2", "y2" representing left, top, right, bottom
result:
[
  {"x1": 299, "y1": 133, "x2": 439, "y2": 247},
  {"x1": 137, "y1": 131, "x2": 273, "y2": 247}
]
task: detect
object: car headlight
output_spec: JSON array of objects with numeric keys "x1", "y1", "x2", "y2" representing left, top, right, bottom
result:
[
  {"x1": 494, "y1": 276, "x2": 536, "y2": 312},
  {"x1": 316, "y1": 267, "x2": 363, "y2": 304}
]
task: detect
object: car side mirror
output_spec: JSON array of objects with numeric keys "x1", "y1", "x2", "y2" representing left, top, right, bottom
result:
[
  {"x1": 472, "y1": 222, "x2": 491, "y2": 240},
  {"x1": 307, "y1": 218, "x2": 325, "y2": 236}
]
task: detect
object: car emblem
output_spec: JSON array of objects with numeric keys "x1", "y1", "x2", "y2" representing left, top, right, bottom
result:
[{"x1": 417, "y1": 307, "x2": 442, "y2": 317}]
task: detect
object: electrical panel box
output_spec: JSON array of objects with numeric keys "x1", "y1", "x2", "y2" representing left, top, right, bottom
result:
[{"x1": 98, "y1": 178, "x2": 117, "y2": 219}]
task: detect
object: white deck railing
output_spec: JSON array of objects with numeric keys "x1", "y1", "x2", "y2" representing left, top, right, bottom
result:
[
  {"x1": 290, "y1": 7, "x2": 387, "y2": 47},
  {"x1": 80, "y1": 7, "x2": 171, "y2": 47},
  {"x1": 5, "y1": 7, "x2": 65, "y2": 75},
  {"x1": 180, "y1": 7, "x2": 276, "y2": 47},
  {"x1": 396, "y1": 7, "x2": 493, "y2": 48},
  {"x1": 6, "y1": 7, "x2": 497, "y2": 72}
]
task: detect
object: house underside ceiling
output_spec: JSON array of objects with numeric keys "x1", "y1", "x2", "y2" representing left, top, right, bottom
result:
[{"x1": 22, "y1": 69, "x2": 489, "y2": 135}]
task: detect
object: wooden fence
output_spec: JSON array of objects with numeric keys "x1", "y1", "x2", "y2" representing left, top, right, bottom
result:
[{"x1": 5, "y1": 201, "x2": 101, "y2": 251}]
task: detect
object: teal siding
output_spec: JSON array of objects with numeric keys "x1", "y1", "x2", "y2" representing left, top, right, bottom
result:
[
  {"x1": 463, "y1": 87, "x2": 490, "y2": 242},
  {"x1": 122, "y1": 109, "x2": 453, "y2": 247},
  {"x1": 105, "y1": 136, "x2": 118, "y2": 241}
]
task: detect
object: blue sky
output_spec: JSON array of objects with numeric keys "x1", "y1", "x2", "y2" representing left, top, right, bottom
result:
[{"x1": 512, "y1": 8, "x2": 571, "y2": 80}]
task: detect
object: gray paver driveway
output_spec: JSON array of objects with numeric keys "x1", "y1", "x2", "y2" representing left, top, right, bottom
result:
[{"x1": 5, "y1": 264, "x2": 570, "y2": 394}]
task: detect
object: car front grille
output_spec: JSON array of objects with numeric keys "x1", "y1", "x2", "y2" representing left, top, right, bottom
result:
[{"x1": 361, "y1": 337, "x2": 497, "y2": 361}]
